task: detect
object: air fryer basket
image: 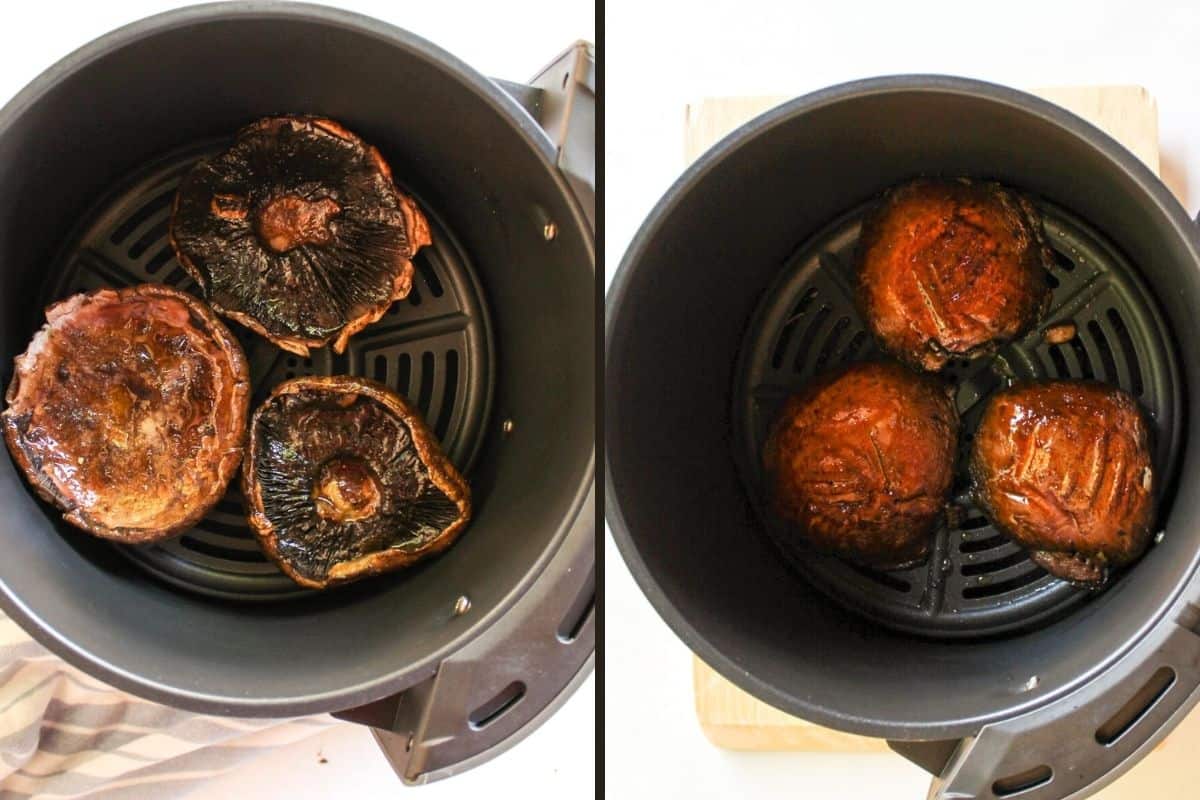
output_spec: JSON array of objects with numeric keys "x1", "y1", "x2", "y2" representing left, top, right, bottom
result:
[
  {"x1": 607, "y1": 77, "x2": 1200, "y2": 800},
  {"x1": 0, "y1": 3, "x2": 593, "y2": 786}
]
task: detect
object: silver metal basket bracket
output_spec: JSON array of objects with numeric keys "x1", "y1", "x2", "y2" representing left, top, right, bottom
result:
[{"x1": 495, "y1": 41, "x2": 596, "y2": 230}]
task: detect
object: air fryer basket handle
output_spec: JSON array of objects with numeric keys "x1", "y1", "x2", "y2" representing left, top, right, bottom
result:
[
  {"x1": 894, "y1": 175, "x2": 1200, "y2": 800},
  {"x1": 332, "y1": 43, "x2": 596, "y2": 784},
  {"x1": 345, "y1": 485, "x2": 594, "y2": 785},
  {"x1": 888, "y1": 586, "x2": 1200, "y2": 800}
]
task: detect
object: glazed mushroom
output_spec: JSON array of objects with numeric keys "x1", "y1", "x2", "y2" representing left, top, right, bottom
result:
[
  {"x1": 763, "y1": 361, "x2": 959, "y2": 568},
  {"x1": 970, "y1": 380, "x2": 1156, "y2": 587},
  {"x1": 2, "y1": 285, "x2": 250, "y2": 542},
  {"x1": 244, "y1": 376, "x2": 470, "y2": 589},
  {"x1": 857, "y1": 178, "x2": 1053, "y2": 371},
  {"x1": 170, "y1": 116, "x2": 432, "y2": 357}
]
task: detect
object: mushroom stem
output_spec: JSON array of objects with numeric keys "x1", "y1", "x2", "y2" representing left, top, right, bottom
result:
[
  {"x1": 311, "y1": 456, "x2": 382, "y2": 524},
  {"x1": 256, "y1": 195, "x2": 341, "y2": 253}
]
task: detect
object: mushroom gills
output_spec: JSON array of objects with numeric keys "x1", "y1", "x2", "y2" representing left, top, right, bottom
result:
[{"x1": 170, "y1": 116, "x2": 432, "y2": 356}]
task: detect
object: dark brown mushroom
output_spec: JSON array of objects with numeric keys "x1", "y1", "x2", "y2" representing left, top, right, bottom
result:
[
  {"x1": 970, "y1": 380, "x2": 1156, "y2": 587},
  {"x1": 763, "y1": 361, "x2": 959, "y2": 568},
  {"x1": 244, "y1": 376, "x2": 470, "y2": 589},
  {"x1": 2, "y1": 285, "x2": 250, "y2": 542},
  {"x1": 169, "y1": 116, "x2": 432, "y2": 357},
  {"x1": 857, "y1": 178, "x2": 1053, "y2": 371}
]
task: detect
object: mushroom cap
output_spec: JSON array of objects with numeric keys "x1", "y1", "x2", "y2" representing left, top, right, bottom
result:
[
  {"x1": 763, "y1": 361, "x2": 959, "y2": 568},
  {"x1": 857, "y1": 178, "x2": 1053, "y2": 371},
  {"x1": 244, "y1": 375, "x2": 470, "y2": 589},
  {"x1": 170, "y1": 116, "x2": 432, "y2": 357},
  {"x1": 970, "y1": 380, "x2": 1155, "y2": 587},
  {"x1": 2, "y1": 284, "x2": 250, "y2": 542}
]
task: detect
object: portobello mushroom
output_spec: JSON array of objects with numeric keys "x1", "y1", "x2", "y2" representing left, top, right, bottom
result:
[
  {"x1": 763, "y1": 361, "x2": 958, "y2": 568},
  {"x1": 970, "y1": 380, "x2": 1155, "y2": 587},
  {"x1": 170, "y1": 116, "x2": 432, "y2": 357},
  {"x1": 244, "y1": 376, "x2": 470, "y2": 589},
  {"x1": 857, "y1": 178, "x2": 1053, "y2": 371},
  {"x1": 2, "y1": 285, "x2": 250, "y2": 542}
]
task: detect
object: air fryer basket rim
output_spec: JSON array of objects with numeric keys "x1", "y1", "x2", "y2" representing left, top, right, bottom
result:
[
  {"x1": 0, "y1": 2, "x2": 595, "y2": 715},
  {"x1": 605, "y1": 73, "x2": 1200, "y2": 737},
  {"x1": 0, "y1": 2, "x2": 561, "y2": 169}
]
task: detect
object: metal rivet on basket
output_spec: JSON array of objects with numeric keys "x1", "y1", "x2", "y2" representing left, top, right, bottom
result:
[
  {"x1": 453, "y1": 595, "x2": 471, "y2": 616},
  {"x1": 543, "y1": 221, "x2": 557, "y2": 241},
  {"x1": 502, "y1": 419, "x2": 514, "y2": 435}
]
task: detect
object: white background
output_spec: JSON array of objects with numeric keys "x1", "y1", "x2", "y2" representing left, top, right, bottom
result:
[
  {"x1": 606, "y1": 1, "x2": 1200, "y2": 798},
  {"x1": 0, "y1": 2, "x2": 595, "y2": 799}
]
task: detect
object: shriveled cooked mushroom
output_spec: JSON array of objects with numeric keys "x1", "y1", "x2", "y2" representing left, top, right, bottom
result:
[
  {"x1": 970, "y1": 380, "x2": 1156, "y2": 587},
  {"x1": 857, "y1": 178, "x2": 1053, "y2": 371},
  {"x1": 2, "y1": 285, "x2": 250, "y2": 542},
  {"x1": 244, "y1": 376, "x2": 470, "y2": 589},
  {"x1": 170, "y1": 116, "x2": 432, "y2": 357}
]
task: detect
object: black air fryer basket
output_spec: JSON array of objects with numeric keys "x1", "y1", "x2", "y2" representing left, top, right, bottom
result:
[
  {"x1": 607, "y1": 76, "x2": 1200, "y2": 800},
  {"x1": 0, "y1": 3, "x2": 594, "y2": 785}
]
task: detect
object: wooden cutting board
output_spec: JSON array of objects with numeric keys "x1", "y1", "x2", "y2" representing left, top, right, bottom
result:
[{"x1": 686, "y1": 87, "x2": 1168, "y2": 758}]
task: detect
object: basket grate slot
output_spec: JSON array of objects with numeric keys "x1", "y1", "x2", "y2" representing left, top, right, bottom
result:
[
  {"x1": 961, "y1": 549, "x2": 1030, "y2": 577},
  {"x1": 1107, "y1": 308, "x2": 1145, "y2": 397},
  {"x1": 129, "y1": 218, "x2": 169, "y2": 259},
  {"x1": 416, "y1": 257, "x2": 445, "y2": 298},
  {"x1": 770, "y1": 287, "x2": 819, "y2": 368},
  {"x1": 108, "y1": 188, "x2": 174, "y2": 244},
  {"x1": 962, "y1": 568, "x2": 1046, "y2": 600},
  {"x1": 791, "y1": 305, "x2": 831, "y2": 374},
  {"x1": 960, "y1": 533, "x2": 1010, "y2": 554},
  {"x1": 435, "y1": 350, "x2": 460, "y2": 440},
  {"x1": 1087, "y1": 320, "x2": 1119, "y2": 383},
  {"x1": 1049, "y1": 344, "x2": 1072, "y2": 376},
  {"x1": 1069, "y1": 335, "x2": 1095, "y2": 380}
]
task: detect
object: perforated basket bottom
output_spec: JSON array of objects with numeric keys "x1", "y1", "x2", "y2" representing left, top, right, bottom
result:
[
  {"x1": 733, "y1": 199, "x2": 1182, "y2": 639},
  {"x1": 43, "y1": 141, "x2": 494, "y2": 601}
]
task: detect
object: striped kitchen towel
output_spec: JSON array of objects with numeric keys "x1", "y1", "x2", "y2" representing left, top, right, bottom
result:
[{"x1": 0, "y1": 612, "x2": 335, "y2": 799}]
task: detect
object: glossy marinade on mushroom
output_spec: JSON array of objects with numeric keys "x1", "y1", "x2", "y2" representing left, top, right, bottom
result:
[
  {"x1": 970, "y1": 380, "x2": 1156, "y2": 587},
  {"x1": 763, "y1": 361, "x2": 959, "y2": 568},
  {"x1": 170, "y1": 116, "x2": 432, "y2": 357},
  {"x1": 244, "y1": 376, "x2": 470, "y2": 589},
  {"x1": 2, "y1": 285, "x2": 250, "y2": 542},
  {"x1": 857, "y1": 178, "x2": 1053, "y2": 371}
]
